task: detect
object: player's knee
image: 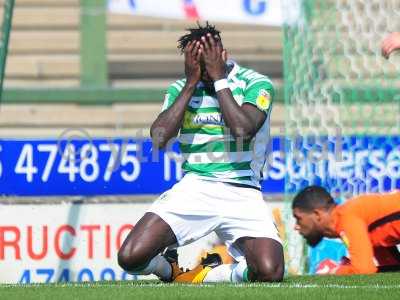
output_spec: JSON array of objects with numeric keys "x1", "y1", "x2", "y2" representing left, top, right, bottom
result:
[
  {"x1": 253, "y1": 258, "x2": 284, "y2": 282},
  {"x1": 117, "y1": 247, "x2": 134, "y2": 271},
  {"x1": 117, "y1": 244, "x2": 148, "y2": 272}
]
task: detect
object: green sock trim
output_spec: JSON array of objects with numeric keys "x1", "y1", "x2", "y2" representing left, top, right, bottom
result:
[{"x1": 243, "y1": 267, "x2": 250, "y2": 282}]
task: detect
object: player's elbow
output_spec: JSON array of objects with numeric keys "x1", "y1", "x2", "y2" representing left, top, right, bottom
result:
[
  {"x1": 151, "y1": 136, "x2": 167, "y2": 150},
  {"x1": 231, "y1": 127, "x2": 255, "y2": 141},
  {"x1": 150, "y1": 124, "x2": 178, "y2": 150},
  {"x1": 150, "y1": 126, "x2": 168, "y2": 149}
]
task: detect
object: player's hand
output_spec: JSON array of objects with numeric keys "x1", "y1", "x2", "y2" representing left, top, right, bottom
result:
[
  {"x1": 200, "y1": 33, "x2": 226, "y2": 81},
  {"x1": 184, "y1": 41, "x2": 202, "y2": 86},
  {"x1": 381, "y1": 32, "x2": 400, "y2": 59},
  {"x1": 315, "y1": 259, "x2": 339, "y2": 275}
]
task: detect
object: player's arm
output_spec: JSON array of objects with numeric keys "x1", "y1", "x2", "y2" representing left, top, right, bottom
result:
[
  {"x1": 335, "y1": 217, "x2": 377, "y2": 275},
  {"x1": 215, "y1": 91, "x2": 267, "y2": 141},
  {"x1": 381, "y1": 32, "x2": 400, "y2": 59},
  {"x1": 150, "y1": 41, "x2": 201, "y2": 149},
  {"x1": 200, "y1": 34, "x2": 267, "y2": 141}
]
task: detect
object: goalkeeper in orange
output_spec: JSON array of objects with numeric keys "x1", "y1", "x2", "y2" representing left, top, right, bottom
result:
[{"x1": 292, "y1": 186, "x2": 400, "y2": 275}]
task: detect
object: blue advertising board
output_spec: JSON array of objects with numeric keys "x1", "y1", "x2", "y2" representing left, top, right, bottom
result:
[{"x1": 0, "y1": 135, "x2": 399, "y2": 196}]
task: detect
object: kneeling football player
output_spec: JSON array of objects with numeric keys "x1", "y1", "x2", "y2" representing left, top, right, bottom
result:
[{"x1": 117, "y1": 22, "x2": 284, "y2": 283}]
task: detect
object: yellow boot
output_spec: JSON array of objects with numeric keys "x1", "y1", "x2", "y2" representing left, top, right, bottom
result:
[{"x1": 174, "y1": 253, "x2": 222, "y2": 284}]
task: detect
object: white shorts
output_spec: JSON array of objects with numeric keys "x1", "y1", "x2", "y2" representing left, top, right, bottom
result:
[{"x1": 148, "y1": 174, "x2": 281, "y2": 261}]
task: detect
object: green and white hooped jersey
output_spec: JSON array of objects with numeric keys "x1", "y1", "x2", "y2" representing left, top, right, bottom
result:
[{"x1": 162, "y1": 61, "x2": 274, "y2": 188}]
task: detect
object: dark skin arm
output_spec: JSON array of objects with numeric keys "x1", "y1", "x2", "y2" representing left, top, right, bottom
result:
[
  {"x1": 201, "y1": 33, "x2": 267, "y2": 141},
  {"x1": 150, "y1": 41, "x2": 201, "y2": 149}
]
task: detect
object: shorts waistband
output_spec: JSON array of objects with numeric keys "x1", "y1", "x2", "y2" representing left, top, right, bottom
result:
[{"x1": 224, "y1": 182, "x2": 261, "y2": 192}]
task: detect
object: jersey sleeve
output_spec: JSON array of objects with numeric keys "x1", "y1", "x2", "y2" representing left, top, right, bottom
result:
[
  {"x1": 161, "y1": 82, "x2": 182, "y2": 112},
  {"x1": 335, "y1": 216, "x2": 377, "y2": 275},
  {"x1": 243, "y1": 79, "x2": 274, "y2": 114}
]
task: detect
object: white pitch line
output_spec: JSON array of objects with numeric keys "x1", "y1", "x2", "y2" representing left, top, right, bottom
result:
[{"x1": 0, "y1": 283, "x2": 400, "y2": 289}]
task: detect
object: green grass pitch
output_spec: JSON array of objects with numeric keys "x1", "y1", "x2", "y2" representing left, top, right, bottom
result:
[{"x1": 1, "y1": 273, "x2": 400, "y2": 300}]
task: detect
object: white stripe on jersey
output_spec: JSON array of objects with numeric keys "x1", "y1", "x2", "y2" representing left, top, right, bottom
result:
[
  {"x1": 179, "y1": 133, "x2": 235, "y2": 145},
  {"x1": 189, "y1": 96, "x2": 219, "y2": 109}
]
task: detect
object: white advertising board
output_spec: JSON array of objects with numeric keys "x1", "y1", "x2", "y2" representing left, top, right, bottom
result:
[
  {"x1": 108, "y1": 0, "x2": 291, "y2": 26},
  {"x1": 0, "y1": 200, "x2": 289, "y2": 283}
]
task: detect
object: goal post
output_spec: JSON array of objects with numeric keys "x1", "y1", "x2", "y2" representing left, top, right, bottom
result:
[{"x1": 282, "y1": 0, "x2": 400, "y2": 274}]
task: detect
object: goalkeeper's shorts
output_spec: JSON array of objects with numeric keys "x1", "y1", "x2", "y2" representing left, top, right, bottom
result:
[{"x1": 147, "y1": 173, "x2": 281, "y2": 262}]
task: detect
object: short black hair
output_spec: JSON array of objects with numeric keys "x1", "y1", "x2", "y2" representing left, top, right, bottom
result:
[
  {"x1": 292, "y1": 186, "x2": 335, "y2": 211},
  {"x1": 177, "y1": 21, "x2": 221, "y2": 54}
]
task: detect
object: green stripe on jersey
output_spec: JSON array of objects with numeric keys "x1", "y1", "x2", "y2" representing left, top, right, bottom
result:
[
  {"x1": 186, "y1": 106, "x2": 220, "y2": 114},
  {"x1": 180, "y1": 127, "x2": 225, "y2": 135},
  {"x1": 183, "y1": 161, "x2": 251, "y2": 173},
  {"x1": 193, "y1": 87, "x2": 246, "y2": 98},
  {"x1": 180, "y1": 141, "x2": 251, "y2": 153},
  {"x1": 193, "y1": 89, "x2": 210, "y2": 97}
]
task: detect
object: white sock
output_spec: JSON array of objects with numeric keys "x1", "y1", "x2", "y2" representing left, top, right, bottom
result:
[
  {"x1": 203, "y1": 260, "x2": 249, "y2": 283},
  {"x1": 231, "y1": 260, "x2": 249, "y2": 282},
  {"x1": 128, "y1": 255, "x2": 172, "y2": 281}
]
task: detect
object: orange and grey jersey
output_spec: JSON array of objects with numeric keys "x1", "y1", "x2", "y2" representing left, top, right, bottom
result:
[{"x1": 332, "y1": 191, "x2": 400, "y2": 274}]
